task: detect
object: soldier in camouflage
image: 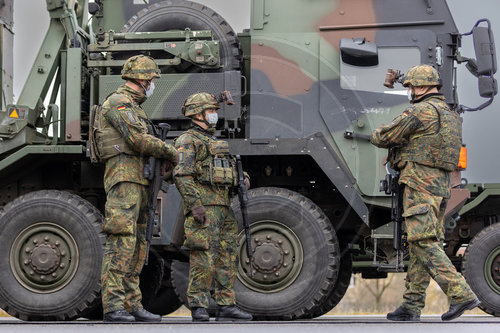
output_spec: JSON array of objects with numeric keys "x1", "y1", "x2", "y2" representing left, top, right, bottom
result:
[
  {"x1": 97, "y1": 55, "x2": 178, "y2": 322},
  {"x1": 371, "y1": 65, "x2": 480, "y2": 321},
  {"x1": 173, "y1": 92, "x2": 253, "y2": 322}
]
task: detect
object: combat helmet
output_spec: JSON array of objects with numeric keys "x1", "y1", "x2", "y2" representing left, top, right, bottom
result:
[
  {"x1": 403, "y1": 64, "x2": 441, "y2": 88},
  {"x1": 182, "y1": 92, "x2": 220, "y2": 117},
  {"x1": 121, "y1": 55, "x2": 161, "y2": 80}
]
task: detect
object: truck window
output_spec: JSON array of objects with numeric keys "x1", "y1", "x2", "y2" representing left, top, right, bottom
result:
[{"x1": 340, "y1": 45, "x2": 420, "y2": 94}]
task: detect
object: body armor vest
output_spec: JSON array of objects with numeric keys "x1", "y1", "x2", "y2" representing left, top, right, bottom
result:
[
  {"x1": 398, "y1": 100, "x2": 462, "y2": 172},
  {"x1": 190, "y1": 129, "x2": 237, "y2": 187},
  {"x1": 89, "y1": 96, "x2": 136, "y2": 164}
]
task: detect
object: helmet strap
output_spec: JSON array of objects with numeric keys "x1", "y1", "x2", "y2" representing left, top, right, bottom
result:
[
  {"x1": 200, "y1": 110, "x2": 212, "y2": 126},
  {"x1": 129, "y1": 79, "x2": 150, "y2": 95},
  {"x1": 192, "y1": 110, "x2": 212, "y2": 128}
]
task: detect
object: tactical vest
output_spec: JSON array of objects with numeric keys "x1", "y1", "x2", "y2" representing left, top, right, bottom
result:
[
  {"x1": 189, "y1": 130, "x2": 238, "y2": 187},
  {"x1": 89, "y1": 96, "x2": 136, "y2": 164},
  {"x1": 398, "y1": 100, "x2": 462, "y2": 172}
]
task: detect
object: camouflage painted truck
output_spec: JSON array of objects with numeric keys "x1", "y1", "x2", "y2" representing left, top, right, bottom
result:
[{"x1": 0, "y1": 0, "x2": 498, "y2": 321}]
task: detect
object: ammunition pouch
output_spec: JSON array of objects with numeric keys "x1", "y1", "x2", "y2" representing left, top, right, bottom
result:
[{"x1": 197, "y1": 140, "x2": 237, "y2": 186}]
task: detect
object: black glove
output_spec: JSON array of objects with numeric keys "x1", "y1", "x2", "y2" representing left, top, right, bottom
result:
[{"x1": 191, "y1": 206, "x2": 206, "y2": 224}]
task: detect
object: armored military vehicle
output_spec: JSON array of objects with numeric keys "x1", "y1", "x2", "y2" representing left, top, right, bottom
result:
[{"x1": 0, "y1": 0, "x2": 498, "y2": 321}]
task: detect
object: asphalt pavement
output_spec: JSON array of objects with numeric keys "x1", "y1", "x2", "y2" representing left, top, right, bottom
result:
[{"x1": 0, "y1": 315, "x2": 499, "y2": 333}]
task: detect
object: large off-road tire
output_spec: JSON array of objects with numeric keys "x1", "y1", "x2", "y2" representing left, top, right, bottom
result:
[
  {"x1": 310, "y1": 249, "x2": 353, "y2": 317},
  {"x1": 0, "y1": 190, "x2": 105, "y2": 321},
  {"x1": 82, "y1": 252, "x2": 183, "y2": 319},
  {"x1": 121, "y1": 0, "x2": 242, "y2": 71},
  {"x1": 462, "y1": 223, "x2": 500, "y2": 316},
  {"x1": 144, "y1": 284, "x2": 182, "y2": 315},
  {"x1": 140, "y1": 249, "x2": 164, "y2": 312},
  {"x1": 170, "y1": 259, "x2": 217, "y2": 314},
  {"x1": 170, "y1": 259, "x2": 190, "y2": 307},
  {"x1": 143, "y1": 258, "x2": 182, "y2": 315},
  {"x1": 232, "y1": 187, "x2": 340, "y2": 320}
]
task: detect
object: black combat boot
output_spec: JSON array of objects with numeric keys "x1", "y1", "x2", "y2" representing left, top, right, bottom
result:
[
  {"x1": 387, "y1": 306, "x2": 420, "y2": 321},
  {"x1": 442, "y1": 298, "x2": 481, "y2": 321},
  {"x1": 103, "y1": 309, "x2": 135, "y2": 322},
  {"x1": 191, "y1": 307, "x2": 210, "y2": 322},
  {"x1": 130, "y1": 308, "x2": 162, "y2": 322},
  {"x1": 215, "y1": 305, "x2": 253, "y2": 321}
]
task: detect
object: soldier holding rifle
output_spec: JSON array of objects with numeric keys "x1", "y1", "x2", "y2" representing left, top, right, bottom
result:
[
  {"x1": 173, "y1": 92, "x2": 253, "y2": 322},
  {"x1": 93, "y1": 55, "x2": 178, "y2": 322},
  {"x1": 371, "y1": 65, "x2": 480, "y2": 321}
]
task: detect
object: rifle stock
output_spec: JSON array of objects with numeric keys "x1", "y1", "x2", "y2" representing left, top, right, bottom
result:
[{"x1": 144, "y1": 123, "x2": 171, "y2": 265}]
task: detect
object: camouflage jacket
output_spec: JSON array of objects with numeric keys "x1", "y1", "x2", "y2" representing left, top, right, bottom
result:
[
  {"x1": 102, "y1": 85, "x2": 177, "y2": 192},
  {"x1": 173, "y1": 125, "x2": 234, "y2": 215},
  {"x1": 371, "y1": 94, "x2": 450, "y2": 197}
]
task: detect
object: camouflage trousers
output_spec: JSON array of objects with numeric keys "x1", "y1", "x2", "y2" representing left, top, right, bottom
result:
[
  {"x1": 401, "y1": 186, "x2": 476, "y2": 314},
  {"x1": 185, "y1": 205, "x2": 238, "y2": 308},
  {"x1": 101, "y1": 181, "x2": 148, "y2": 314}
]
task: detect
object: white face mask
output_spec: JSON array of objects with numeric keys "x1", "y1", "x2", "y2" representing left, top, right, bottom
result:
[
  {"x1": 145, "y1": 81, "x2": 155, "y2": 98},
  {"x1": 206, "y1": 112, "x2": 218, "y2": 125},
  {"x1": 407, "y1": 89, "x2": 414, "y2": 102}
]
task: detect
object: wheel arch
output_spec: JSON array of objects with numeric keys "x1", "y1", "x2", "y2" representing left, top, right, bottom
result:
[{"x1": 229, "y1": 134, "x2": 369, "y2": 236}]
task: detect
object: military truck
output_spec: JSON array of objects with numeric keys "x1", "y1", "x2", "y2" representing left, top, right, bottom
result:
[{"x1": 0, "y1": 0, "x2": 498, "y2": 321}]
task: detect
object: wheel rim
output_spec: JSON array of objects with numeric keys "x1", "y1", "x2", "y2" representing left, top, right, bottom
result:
[
  {"x1": 10, "y1": 222, "x2": 80, "y2": 293},
  {"x1": 484, "y1": 245, "x2": 500, "y2": 294},
  {"x1": 237, "y1": 220, "x2": 303, "y2": 293}
]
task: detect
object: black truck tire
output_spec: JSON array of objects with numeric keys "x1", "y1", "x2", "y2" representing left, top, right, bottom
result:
[
  {"x1": 170, "y1": 259, "x2": 217, "y2": 314},
  {"x1": 82, "y1": 247, "x2": 183, "y2": 319},
  {"x1": 0, "y1": 190, "x2": 105, "y2": 321},
  {"x1": 139, "y1": 250, "x2": 164, "y2": 313},
  {"x1": 462, "y1": 222, "x2": 500, "y2": 316},
  {"x1": 232, "y1": 187, "x2": 340, "y2": 320},
  {"x1": 121, "y1": 0, "x2": 242, "y2": 71},
  {"x1": 170, "y1": 259, "x2": 190, "y2": 307},
  {"x1": 310, "y1": 249, "x2": 353, "y2": 317},
  {"x1": 144, "y1": 285, "x2": 183, "y2": 315},
  {"x1": 142, "y1": 258, "x2": 183, "y2": 315}
]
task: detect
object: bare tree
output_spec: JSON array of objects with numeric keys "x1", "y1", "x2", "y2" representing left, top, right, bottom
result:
[{"x1": 361, "y1": 274, "x2": 395, "y2": 312}]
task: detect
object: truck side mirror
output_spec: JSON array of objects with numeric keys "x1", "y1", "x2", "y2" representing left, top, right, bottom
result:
[
  {"x1": 458, "y1": 19, "x2": 497, "y2": 112},
  {"x1": 472, "y1": 20, "x2": 497, "y2": 75},
  {"x1": 479, "y1": 76, "x2": 498, "y2": 98}
]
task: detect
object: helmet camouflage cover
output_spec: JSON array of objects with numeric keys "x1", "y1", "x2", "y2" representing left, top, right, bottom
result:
[
  {"x1": 121, "y1": 55, "x2": 161, "y2": 80},
  {"x1": 183, "y1": 92, "x2": 220, "y2": 117},
  {"x1": 403, "y1": 64, "x2": 441, "y2": 87}
]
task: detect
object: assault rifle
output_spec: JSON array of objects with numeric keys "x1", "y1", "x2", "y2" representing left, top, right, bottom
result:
[
  {"x1": 379, "y1": 155, "x2": 406, "y2": 271},
  {"x1": 143, "y1": 123, "x2": 171, "y2": 265},
  {"x1": 236, "y1": 155, "x2": 253, "y2": 277},
  {"x1": 344, "y1": 131, "x2": 405, "y2": 270}
]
